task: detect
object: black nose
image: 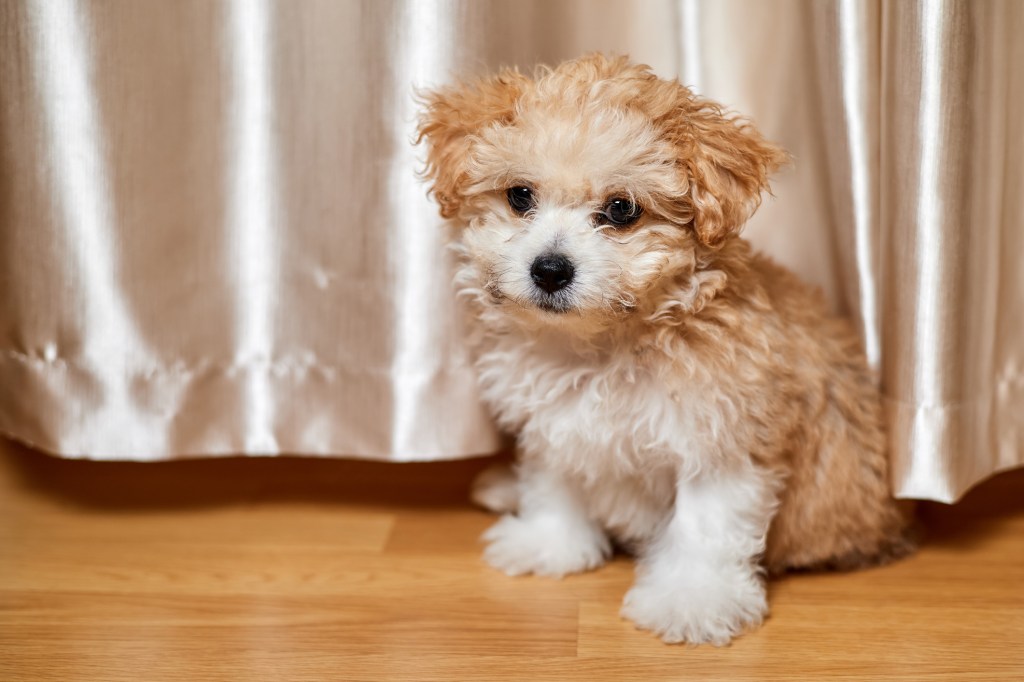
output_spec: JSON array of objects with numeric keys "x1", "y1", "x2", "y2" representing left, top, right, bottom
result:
[{"x1": 530, "y1": 253, "x2": 575, "y2": 294}]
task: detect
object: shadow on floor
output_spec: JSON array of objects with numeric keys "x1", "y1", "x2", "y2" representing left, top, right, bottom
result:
[
  {"x1": 0, "y1": 437, "x2": 506, "y2": 512},
  {"x1": 3, "y1": 436, "x2": 1021, "y2": 551},
  {"x1": 915, "y1": 467, "x2": 1024, "y2": 550}
]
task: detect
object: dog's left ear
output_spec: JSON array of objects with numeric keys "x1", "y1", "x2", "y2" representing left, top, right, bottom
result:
[
  {"x1": 416, "y1": 70, "x2": 528, "y2": 219},
  {"x1": 662, "y1": 91, "x2": 790, "y2": 248}
]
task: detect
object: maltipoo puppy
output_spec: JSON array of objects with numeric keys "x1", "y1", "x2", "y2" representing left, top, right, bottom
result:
[{"x1": 417, "y1": 54, "x2": 911, "y2": 645}]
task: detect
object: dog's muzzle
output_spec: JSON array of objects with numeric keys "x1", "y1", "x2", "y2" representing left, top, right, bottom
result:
[{"x1": 530, "y1": 253, "x2": 575, "y2": 294}]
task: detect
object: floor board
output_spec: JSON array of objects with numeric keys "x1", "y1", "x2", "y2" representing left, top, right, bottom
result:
[{"x1": 0, "y1": 439, "x2": 1021, "y2": 681}]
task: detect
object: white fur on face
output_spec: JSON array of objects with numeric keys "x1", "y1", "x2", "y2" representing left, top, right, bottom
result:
[
  {"x1": 461, "y1": 201, "x2": 673, "y2": 330},
  {"x1": 455, "y1": 106, "x2": 695, "y2": 336}
]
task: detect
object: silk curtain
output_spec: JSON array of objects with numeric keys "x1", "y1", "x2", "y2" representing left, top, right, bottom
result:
[{"x1": 0, "y1": 0, "x2": 1020, "y2": 503}]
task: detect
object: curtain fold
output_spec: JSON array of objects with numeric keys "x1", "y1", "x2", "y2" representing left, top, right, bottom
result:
[
  {"x1": 1, "y1": 0, "x2": 1020, "y2": 502},
  {"x1": 879, "y1": 0, "x2": 1024, "y2": 500}
]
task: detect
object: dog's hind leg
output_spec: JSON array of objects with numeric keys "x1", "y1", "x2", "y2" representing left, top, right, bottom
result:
[{"x1": 471, "y1": 462, "x2": 520, "y2": 513}]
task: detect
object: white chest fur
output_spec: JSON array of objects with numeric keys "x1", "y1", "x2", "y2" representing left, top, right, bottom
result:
[{"x1": 472, "y1": 330, "x2": 743, "y2": 486}]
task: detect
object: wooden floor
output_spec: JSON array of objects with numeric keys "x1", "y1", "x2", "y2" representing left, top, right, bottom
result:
[{"x1": 0, "y1": 439, "x2": 1021, "y2": 681}]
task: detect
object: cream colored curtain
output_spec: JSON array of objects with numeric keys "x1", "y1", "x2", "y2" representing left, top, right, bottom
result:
[{"x1": 0, "y1": 0, "x2": 1020, "y2": 502}]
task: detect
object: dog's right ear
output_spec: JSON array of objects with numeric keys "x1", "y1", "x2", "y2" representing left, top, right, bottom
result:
[
  {"x1": 416, "y1": 69, "x2": 528, "y2": 219},
  {"x1": 649, "y1": 81, "x2": 789, "y2": 248}
]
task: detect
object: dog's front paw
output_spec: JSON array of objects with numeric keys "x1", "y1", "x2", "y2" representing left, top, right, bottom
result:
[
  {"x1": 621, "y1": 565, "x2": 767, "y2": 645},
  {"x1": 482, "y1": 513, "x2": 610, "y2": 578}
]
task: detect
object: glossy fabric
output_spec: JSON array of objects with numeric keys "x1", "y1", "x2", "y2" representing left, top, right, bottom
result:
[{"x1": 0, "y1": 0, "x2": 1020, "y2": 501}]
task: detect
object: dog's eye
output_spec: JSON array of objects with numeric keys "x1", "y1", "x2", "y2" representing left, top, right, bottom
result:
[
  {"x1": 506, "y1": 186, "x2": 536, "y2": 216},
  {"x1": 602, "y1": 197, "x2": 643, "y2": 227}
]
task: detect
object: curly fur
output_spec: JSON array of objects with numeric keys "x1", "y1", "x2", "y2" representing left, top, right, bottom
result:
[{"x1": 417, "y1": 54, "x2": 912, "y2": 645}]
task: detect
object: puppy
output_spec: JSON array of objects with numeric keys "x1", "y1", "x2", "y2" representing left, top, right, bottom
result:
[{"x1": 417, "y1": 54, "x2": 911, "y2": 645}]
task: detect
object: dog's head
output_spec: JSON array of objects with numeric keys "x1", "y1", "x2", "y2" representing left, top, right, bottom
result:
[{"x1": 417, "y1": 54, "x2": 787, "y2": 335}]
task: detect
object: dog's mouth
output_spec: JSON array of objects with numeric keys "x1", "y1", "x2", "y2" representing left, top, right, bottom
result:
[
  {"x1": 482, "y1": 266, "x2": 580, "y2": 315},
  {"x1": 483, "y1": 281, "x2": 575, "y2": 315},
  {"x1": 533, "y1": 295, "x2": 574, "y2": 314}
]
